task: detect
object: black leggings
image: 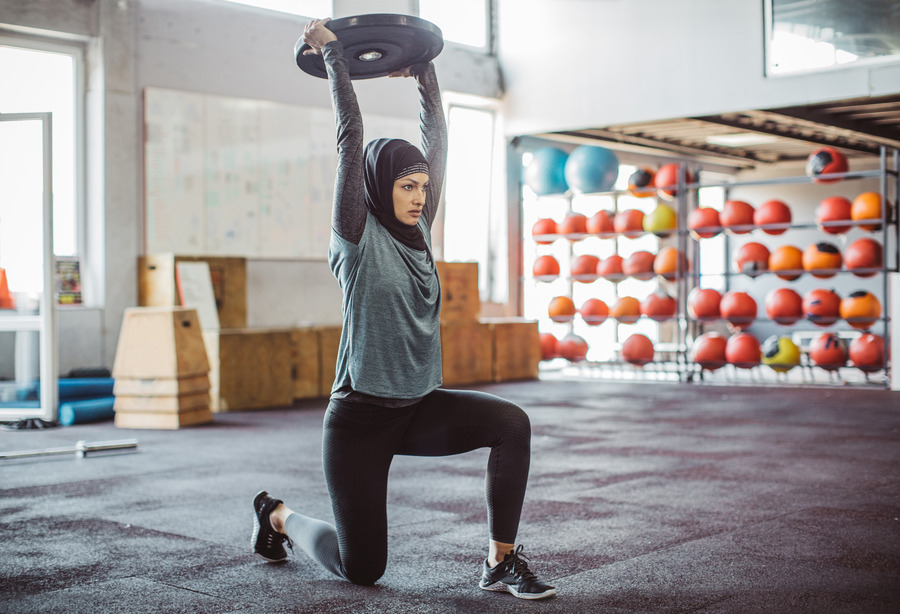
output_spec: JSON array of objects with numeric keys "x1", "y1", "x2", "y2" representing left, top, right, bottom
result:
[{"x1": 282, "y1": 388, "x2": 532, "y2": 585}]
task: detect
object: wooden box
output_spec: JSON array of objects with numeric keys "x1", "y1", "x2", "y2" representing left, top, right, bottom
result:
[
  {"x1": 317, "y1": 326, "x2": 343, "y2": 398},
  {"x1": 440, "y1": 321, "x2": 493, "y2": 386},
  {"x1": 290, "y1": 327, "x2": 321, "y2": 400},
  {"x1": 112, "y1": 307, "x2": 209, "y2": 379},
  {"x1": 484, "y1": 318, "x2": 540, "y2": 382},
  {"x1": 115, "y1": 408, "x2": 214, "y2": 430},
  {"x1": 205, "y1": 328, "x2": 294, "y2": 412},
  {"x1": 436, "y1": 261, "x2": 480, "y2": 323},
  {"x1": 139, "y1": 254, "x2": 247, "y2": 329}
]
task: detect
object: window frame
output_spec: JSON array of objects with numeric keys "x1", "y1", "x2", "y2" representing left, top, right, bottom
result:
[{"x1": 417, "y1": 0, "x2": 494, "y2": 55}]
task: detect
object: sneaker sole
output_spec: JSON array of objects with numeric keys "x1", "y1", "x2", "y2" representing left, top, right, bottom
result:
[
  {"x1": 251, "y1": 493, "x2": 287, "y2": 563},
  {"x1": 480, "y1": 581, "x2": 557, "y2": 600}
]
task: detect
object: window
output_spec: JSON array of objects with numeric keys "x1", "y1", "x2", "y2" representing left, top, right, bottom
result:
[
  {"x1": 442, "y1": 105, "x2": 500, "y2": 300},
  {"x1": 418, "y1": 0, "x2": 491, "y2": 51},
  {"x1": 765, "y1": 0, "x2": 900, "y2": 75},
  {"x1": 218, "y1": 0, "x2": 332, "y2": 17},
  {"x1": 0, "y1": 38, "x2": 83, "y2": 296}
]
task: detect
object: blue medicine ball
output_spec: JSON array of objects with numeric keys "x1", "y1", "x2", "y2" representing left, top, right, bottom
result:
[
  {"x1": 524, "y1": 147, "x2": 569, "y2": 196},
  {"x1": 564, "y1": 145, "x2": 619, "y2": 193}
]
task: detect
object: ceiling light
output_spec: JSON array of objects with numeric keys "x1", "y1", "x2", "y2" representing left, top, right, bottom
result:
[{"x1": 706, "y1": 133, "x2": 780, "y2": 147}]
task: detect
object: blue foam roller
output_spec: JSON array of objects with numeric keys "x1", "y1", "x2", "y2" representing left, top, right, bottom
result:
[
  {"x1": 59, "y1": 378, "x2": 115, "y2": 400},
  {"x1": 58, "y1": 396, "x2": 116, "y2": 426}
]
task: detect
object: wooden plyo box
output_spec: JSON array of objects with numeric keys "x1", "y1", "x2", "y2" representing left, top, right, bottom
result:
[
  {"x1": 483, "y1": 318, "x2": 541, "y2": 382},
  {"x1": 436, "y1": 261, "x2": 480, "y2": 323},
  {"x1": 204, "y1": 328, "x2": 294, "y2": 412},
  {"x1": 317, "y1": 326, "x2": 342, "y2": 398},
  {"x1": 138, "y1": 254, "x2": 247, "y2": 329},
  {"x1": 290, "y1": 327, "x2": 321, "y2": 400},
  {"x1": 440, "y1": 321, "x2": 493, "y2": 386}
]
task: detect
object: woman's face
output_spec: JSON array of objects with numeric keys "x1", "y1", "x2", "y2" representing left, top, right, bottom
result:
[{"x1": 392, "y1": 172, "x2": 429, "y2": 226}]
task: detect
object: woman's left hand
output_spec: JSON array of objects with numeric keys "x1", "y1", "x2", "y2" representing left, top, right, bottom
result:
[{"x1": 387, "y1": 67, "x2": 414, "y2": 78}]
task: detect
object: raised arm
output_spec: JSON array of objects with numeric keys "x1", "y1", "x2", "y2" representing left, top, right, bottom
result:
[
  {"x1": 303, "y1": 19, "x2": 367, "y2": 245},
  {"x1": 412, "y1": 63, "x2": 447, "y2": 228}
]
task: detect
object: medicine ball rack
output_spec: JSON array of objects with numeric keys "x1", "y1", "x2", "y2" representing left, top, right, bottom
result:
[{"x1": 522, "y1": 145, "x2": 898, "y2": 389}]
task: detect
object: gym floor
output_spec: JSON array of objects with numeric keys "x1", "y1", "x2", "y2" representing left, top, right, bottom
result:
[{"x1": 1, "y1": 379, "x2": 898, "y2": 613}]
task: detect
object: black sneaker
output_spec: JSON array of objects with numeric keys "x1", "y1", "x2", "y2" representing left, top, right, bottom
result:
[
  {"x1": 251, "y1": 490, "x2": 292, "y2": 563},
  {"x1": 479, "y1": 545, "x2": 556, "y2": 600}
]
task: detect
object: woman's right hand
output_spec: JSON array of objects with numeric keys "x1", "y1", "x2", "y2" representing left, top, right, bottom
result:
[{"x1": 302, "y1": 18, "x2": 337, "y2": 55}]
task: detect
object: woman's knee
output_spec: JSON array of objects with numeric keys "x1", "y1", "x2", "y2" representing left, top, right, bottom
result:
[{"x1": 343, "y1": 560, "x2": 386, "y2": 586}]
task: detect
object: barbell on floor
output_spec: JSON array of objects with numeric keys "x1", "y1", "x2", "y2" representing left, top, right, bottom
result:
[{"x1": 0, "y1": 439, "x2": 138, "y2": 460}]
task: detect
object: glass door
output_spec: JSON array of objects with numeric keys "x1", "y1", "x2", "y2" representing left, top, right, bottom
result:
[{"x1": 0, "y1": 112, "x2": 58, "y2": 423}]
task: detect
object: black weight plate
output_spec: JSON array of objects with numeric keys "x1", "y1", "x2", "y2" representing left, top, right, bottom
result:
[{"x1": 295, "y1": 13, "x2": 444, "y2": 80}]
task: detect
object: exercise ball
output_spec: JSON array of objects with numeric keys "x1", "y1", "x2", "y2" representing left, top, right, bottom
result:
[
  {"x1": 614, "y1": 209, "x2": 645, "y2": 238},
  {"x1": 532, "y1": 255, "x2": 560, "y2": 281},
  {"x1": 548, "y1": 296, "x2": 577, "y2": 322},
  {"x1": 851, "y1": 191, "x2": 883, "y2": 231},
  {"x1": 720, "y1": 200, "x2": 755, "y2": 233},
  {"x1": 849, "y1": 333, "x2": 885, "y2": 372},
  {"x1": 655, "y1": 162, "x2": 692, "y2": 199},
  {"x1": 688, "y1": 288, "x2": 722, "y2": 321},
  {"x1": 643, "y1": 203, "x2": 677, "y2": 237},
  {"x1": 623, "y1": 250, "x2": 656, "y2": 280},
  {"x1": 765, "y1": 287, "x2": 803, "y2": 325},
  {"x1": 539, "y1": 333, "x2": 559, "y2": 360},
  {"x1": 622, "y1": 334, "x2": 655, "y2": 366},
  {"x1": 558, "y1": 333, "x2": 589, "y2": 362},
  {"x1": 809, "y1": 333, "x2": 847, "y2": 370},
  {"x1": 735, "y1": 242, "x2": 771, "y2": 277},
  {"x1": 654, "y1": 247, "x2": 689, "y2": 280},
  {"x1": 769, "y1": 245, "x2": 804, "y2": 281},
  {"x1": 803, "y1": 288, "x2": 841, "y2": 326},
  {"x1": 720, "y1": 291, "x2": 757, "y2": 330},
  {"x1": 726, "y1": 332, "x2": 762, "y2": 369},
  {"x1": 844, "y1": 237, "x2": 883, "y2": 278},
  {"x1": 610, "y1": 296, "x2": 641, "y2": 323},
  {"x1": 597, "y1": 254, "x2": 625, "y2": 280},
  {"x1": 754, "y1": 199, "x2": 792, "y2": 235},
  {"x1": 761, "y1": 335, "x2": 801, "y2": 373},
  {"x1": 524, "y1": 147, "x2": 569, "y2": 195},
  {"x1": 531, "y1": 218, "x2": 558, "y2": 244},
  {"x1": 806, "y1": 147, "x2": 848, "y2": 183},
  {"x1": 586, "y1": 210, "x2": 615, "y2": 237},
  {"x1": 564, "y1": 145, "x2": 619, "y2": 193},
  {"x1": 571, "y1": 254, "x2": 601, "y2": 282},
  {"x1": 580, "y1": 298, "x2": 609, "y2": 325},
  {"x1": 803, "y1": 242, "x2": 842, "y2": 278},
  {"x1": 816, "y1": 196, "x2": 853, "y2": 234},
  {"x1": 840, "y1": 291, "x2": 881, "y2": 330},
  {"x1": 558, "y1": 212, "x2": 588, "y2": 239},
  {"x1": 640, "y1": 291, "x2": 677, "y2": 321},
  {"x1": 688, "y1": 207, "x2": 721, "y2": 239},
  {"x1": 627, "y1": 167, "x2": 656, "y2": 197},
  {"x1": 692, "y1": 332, "x2": 728, "y2": 371}
]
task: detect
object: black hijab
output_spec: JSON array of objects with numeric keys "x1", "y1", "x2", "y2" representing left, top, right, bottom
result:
[{"x1": 364, "y1": 138, "x2": 429, "y2": 251}]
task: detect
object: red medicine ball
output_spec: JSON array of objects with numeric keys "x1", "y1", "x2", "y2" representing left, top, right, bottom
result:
[
  {"x1": 764, "y1": 287, "x2": 803, "y2": 326},
  {"x1": 849, "y1": 333, "x2": 885, "y2": 372},
  {"x1": 571, "y1": 254, "x2": 601, "y2": 282},
  {"x1": 720, "y1": 291, "x2": 757, "y2": 330},
  {"x1": 580, "y1": 298, "x2": 609, "y2": 325},
  {"x1": 803, "y1": 288, "x2": 841, "y2": 327},
  {"x1": 655, "y1": 163, "x2": 692, "y2": 199},
  {"x1": 726, "y1": 332, "x2": 761, "y2": 369},
  {"x1": 735, "y1": 242, "x2": 771, "y2": 277},
  {"x1": 809, "y1": 333, "x2": 847, "y2": 370},
  {"x1": 640, "y1": 291, "x2": 677, "y2": 321},
  {"x1": 754, "y1": 199, "x2": 792, "y2": 235},
  {"x1": 688, "y1": 207, "x2": 722, "y2": 239},
  {"x1": 688, "y1": 288, "x2": 722, "y2": 321},
  {"x1": 816, "y1": 196, "x2": 853, "y2": 234},
  {"x1": 720, "y1": 200, "x2": 755, "y2": 233},
  {"x1": 597, "y1": 254, "x2": 625, "y2": 280},
  {"x1": 623, "y1": 250, "x2": 657, "y2": 280},
  {"x1": 539, "y1": 333, "x2": 558, "y2": 360},
  {"x1": 586, "y1": 210, "x2": 615, "y2": 237},
  {"x1": 622, "y1": 333, "x2": 655, "y2": 366},
  {"x1": 532, "y1": 255, "x2": 561, "y2": 281},
  {"x1": 557, "y1": 334, "x2": 589, "y2": 362},
  {"x1": 806, "y1": 147, "x2": 848, "y2": 183},
  {"x1": 844, "y1": 238, "x2": 883, "y2": 278},
  {"x1": 692, "y1": 332, "x2": 728, "y2": 371}
]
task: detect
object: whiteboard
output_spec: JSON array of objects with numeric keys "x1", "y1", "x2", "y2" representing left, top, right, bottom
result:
[{"x1": 144, "y1": 87, "x2": 420, "y2": 259}]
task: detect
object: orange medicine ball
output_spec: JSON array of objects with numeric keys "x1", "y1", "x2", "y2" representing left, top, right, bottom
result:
[
  {"x1": 725, "y1": 332, "x2": 761, "y2": 369},
  {"x1": 586, "y1": 210, "x2": 615, "y2": 237},
  {"x1": 754, "y1": 199, "x2": 792, "y2": 235},
  {"x1": 802, "y1": 242, "x2": 842, "y2": 278},
  {"x1": 610, "y1": 296, "x2": 641, "y2": 323},
  {"x1": 580, "y1": 298, "x2": 609, "y2": 325},
  {"x1": 532, "y1": 255, "x2": 560, "y2": 281},
  {"x1": 720, "y1": 291, "x2": 757, "y2": 330},
  {"x1": 688, "y1": 287, "x2": 722, "y2": 321},
  {"x1": 803, "y1": 288, "x2": 841, "y2": 326},
  {"x1": 849, "y1": 333, "x2": 885, "y2": 372},
  {"x1": 654, "y1": 247, "x2": 689, "y2": 280},
  {"x1": 623, "y1": 250, "x2": 656, "y2": 280},
  {"x1": 548, "y1": 296, "x2": 577, "y2": 322},
  {"x1": 816, "y1": 196, "x2": 853, "y2": 234},
  {"x1": 769, "y1": 245, "x2": 804, "y2": 281},
  {"x1": 627, "y1": 167, "x2": 656, "y2": 198},
  {"x1": 765, "y1": 287, "x2": 803, "y2": 326},
  {"x1": 571, "y1": 254, "x2": 600, "y2": 282},
  {"x1": 532, "y1": 218, "x2": 558, "y2": 244},
  {"x1": 840, "y1": 291, "x2": 882, "y2": 330},
  {"x1": 692, "y1": 332, "x2": 728, "y2": 371},
  {"x1": 720, "y1": 200, "x2": 755, "y2": 233},
  {"x1": 844, "y1": 237, "x2": 883, "y2": 278},
  {"x1": 851, "y1": 192, "x2": 883, "y2": 231},
  {"x1": 539, "y1": 333, "x2": 559, "y2": 360},
  {"x1": 622, "y1": 333, "x2": 655, "y2": 365},
  {"x1": 809, "y1": 333, "x2": 847, "y2": 370}
]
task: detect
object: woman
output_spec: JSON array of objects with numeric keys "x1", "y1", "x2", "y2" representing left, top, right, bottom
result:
[{"x1": 251, "y1": 18, "x2": 555, "y2": 601}]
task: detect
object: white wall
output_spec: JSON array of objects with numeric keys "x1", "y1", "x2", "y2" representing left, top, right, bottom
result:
[{"x1": 497, "y1": 0, "x2": 900, "y2": 136}]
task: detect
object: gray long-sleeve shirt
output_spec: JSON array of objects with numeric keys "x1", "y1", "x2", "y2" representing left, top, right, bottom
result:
[{"x1": 323, "y1": 40, "x2": 448, "y2": 403}]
